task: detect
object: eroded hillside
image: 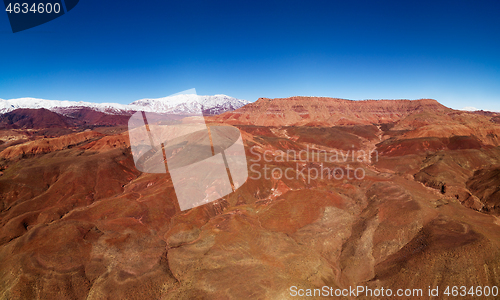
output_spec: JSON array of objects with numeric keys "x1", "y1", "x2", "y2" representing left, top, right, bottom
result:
[{"x1": 1, "y1": 99, "x2": 500, "y2": 299}]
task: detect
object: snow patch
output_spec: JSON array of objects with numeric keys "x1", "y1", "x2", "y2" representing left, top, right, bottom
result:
[{"x1": 461, "y1": 106, "x2": 480, "y2": 111}]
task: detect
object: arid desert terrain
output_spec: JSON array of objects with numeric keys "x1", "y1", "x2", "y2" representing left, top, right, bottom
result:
[{"x1": 1, "y1": 97, "x2": 500, "y2": 299}]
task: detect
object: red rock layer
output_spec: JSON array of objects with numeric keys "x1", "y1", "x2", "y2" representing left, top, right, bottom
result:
[
  {"x1": 212, "y1": 97, "x2": 450, "y2": 126},
  {"x1": 0, "y1": 131, "x2": 103, "y2": 159}
]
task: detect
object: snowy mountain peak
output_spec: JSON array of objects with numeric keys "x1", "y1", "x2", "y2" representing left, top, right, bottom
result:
[
  {"x1": 0, "y1": 94, "x2": 249, "y2": 115},
  {"x1": 129, "y1": 94, "x2": 249, "y2": 115}
]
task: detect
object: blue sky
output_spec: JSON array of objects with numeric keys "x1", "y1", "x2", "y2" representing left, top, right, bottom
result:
[{"x1": 1, "y1": 0, "x2": 499, "y2": 110}]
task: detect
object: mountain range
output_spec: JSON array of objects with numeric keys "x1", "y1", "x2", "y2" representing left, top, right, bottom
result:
[{"x1": 0, "y1": 94, "x2": 249, "y2": 116}]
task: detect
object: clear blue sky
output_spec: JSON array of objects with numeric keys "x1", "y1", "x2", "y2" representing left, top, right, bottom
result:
[{"x1": 1, "y1": 0, "x2": 499, "y2": 110}]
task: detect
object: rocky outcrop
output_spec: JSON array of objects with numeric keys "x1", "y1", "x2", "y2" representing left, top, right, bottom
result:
[{"x1": 467, "y1": 167, "x2": 500, "y2": 214}]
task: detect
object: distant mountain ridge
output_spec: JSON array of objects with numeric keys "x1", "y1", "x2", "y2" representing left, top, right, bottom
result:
[
  {"x1": 0, "y1": 94, "x2": 249, "y2": 116},
  {"x1": 212, "y1": 96, "x2": 452, "y2": 126},
  {"x1": 209, "y1": 96, "x2": 500, "y2": 146},
  {"x1": 0, "y1": 108, "x2": 70, "y2": 129}
]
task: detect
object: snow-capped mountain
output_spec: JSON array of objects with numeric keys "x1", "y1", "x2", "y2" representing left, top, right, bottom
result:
[
  {"x1": 130, "y1": 94, "x2": 249, "y2": 115},
  {"x1": 461, "y1": 106, "x2": 500, "y2": 113},
  {"x1": 0, "y1": 94, "x2": 249, "y2": 115},
  {"x1": 0, "y1": 98, "x2": 131, "y2": 115}
]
